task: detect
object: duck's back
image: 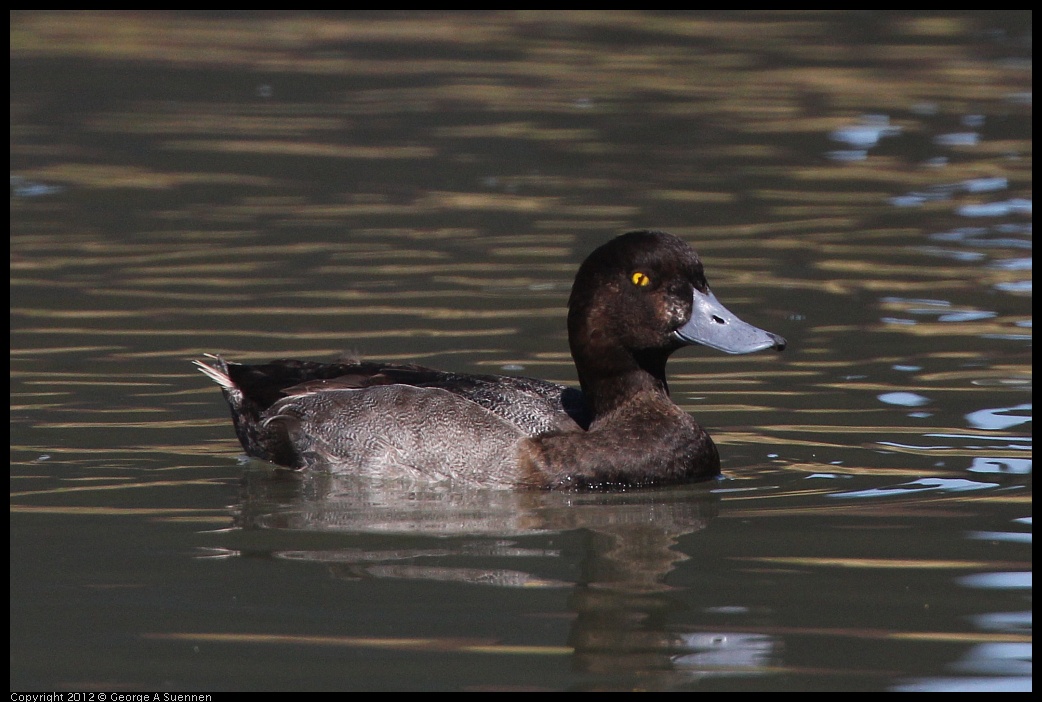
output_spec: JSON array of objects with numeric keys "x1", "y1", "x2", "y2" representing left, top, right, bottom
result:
[{"x1": 196, "y1": 356, "x2": 590, "y2": 482}]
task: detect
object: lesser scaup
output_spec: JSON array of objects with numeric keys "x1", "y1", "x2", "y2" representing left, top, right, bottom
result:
[{"x1": 196, "y1": 230, "x2": 785, "y2": 489}]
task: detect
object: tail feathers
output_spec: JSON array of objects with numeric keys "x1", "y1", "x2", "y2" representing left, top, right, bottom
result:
[
  {"x1": 193, "y1": 354, "x2": 237, "y2": 392},
  {"x1": 194, "y1": 353, "x2": 303, "y2": 469}
]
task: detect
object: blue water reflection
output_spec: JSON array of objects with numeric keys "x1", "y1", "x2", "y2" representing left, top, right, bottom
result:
[
  {"x1": 969, "y1": 610, "x2": 1032, "y2": 633},
  {"x1": 829, "y1": 115, "x2": 901, "y2": 148},
  {"x1": 930, "y1": 225, "x2": 1033, "y2": 249},
  {"x1": 878, "y1": 391, "x2": 930, "y2": 407},
  {"x1": 965, "y1": 403, "x2": 1032, "y2": 430},
  {"x1": 826, "y1": 114, "x2": 901, "y2": 162},
  {"x1": 829, "y1": 478, "x2": 1000, "y2": 499},
  {"x1": 894, "y1": 677, "x2": 1031, "y2": 693},
  {"x1": 990, "y1": 257, "x2": 1032, "y2": 270},
  {"x1": 958, "y1": 572, "x2": 1032, "y2": 589},
  {"x1": 968, "y1": 457, "x2": 1032, "y2": 475},
  {"x1": 893, "y1": 578, "x2": 1034, "y2": 690},
  {"x1": 878, "y1": 296, "x2": 1005, "y2": 329},
  {"x1": 888, "y1": 177, "x2": 1015, "y2": 208},
  {"x1": 966, "y1": 530, "x2": 1031, "y2": 544},
  {"x1": 958, "y1": 199, "x2": 1032, "y2": 217}
]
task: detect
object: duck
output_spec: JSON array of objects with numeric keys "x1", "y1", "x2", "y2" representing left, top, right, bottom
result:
[{"x1": 195, "y1": 230, "x2": 785, "y2": 489}]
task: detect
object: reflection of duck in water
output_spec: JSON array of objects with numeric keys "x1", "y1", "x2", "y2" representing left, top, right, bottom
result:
[
  {"x1": 196, "y1": 230, "x2": 785, "y2": 489},
  {"x1": 229, "y1": 471, "x2": 732, "y2": 687}
]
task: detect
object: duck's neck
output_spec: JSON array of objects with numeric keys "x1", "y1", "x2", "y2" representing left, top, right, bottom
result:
[{"x1": 573, "y1": 345, "x2": 674, "y2": 419}]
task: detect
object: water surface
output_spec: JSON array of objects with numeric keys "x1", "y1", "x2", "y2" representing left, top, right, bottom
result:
[{"x1": 11, "y1": 11, "x2": 1031, "y2": 691}]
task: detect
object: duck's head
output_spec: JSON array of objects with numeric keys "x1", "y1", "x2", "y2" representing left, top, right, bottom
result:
[{"x1": 567, "y1": 230, "x2": 785, "y2": 384}]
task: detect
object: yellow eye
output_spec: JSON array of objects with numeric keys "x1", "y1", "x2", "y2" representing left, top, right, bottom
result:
[{"x1": 631, "y1": 271, "x2": 650, "y2": 287}]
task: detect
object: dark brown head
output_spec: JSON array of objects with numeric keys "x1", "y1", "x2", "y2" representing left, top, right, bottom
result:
[{"x1": 567, "y1": 230, "x2": 785, "y2": 401}]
